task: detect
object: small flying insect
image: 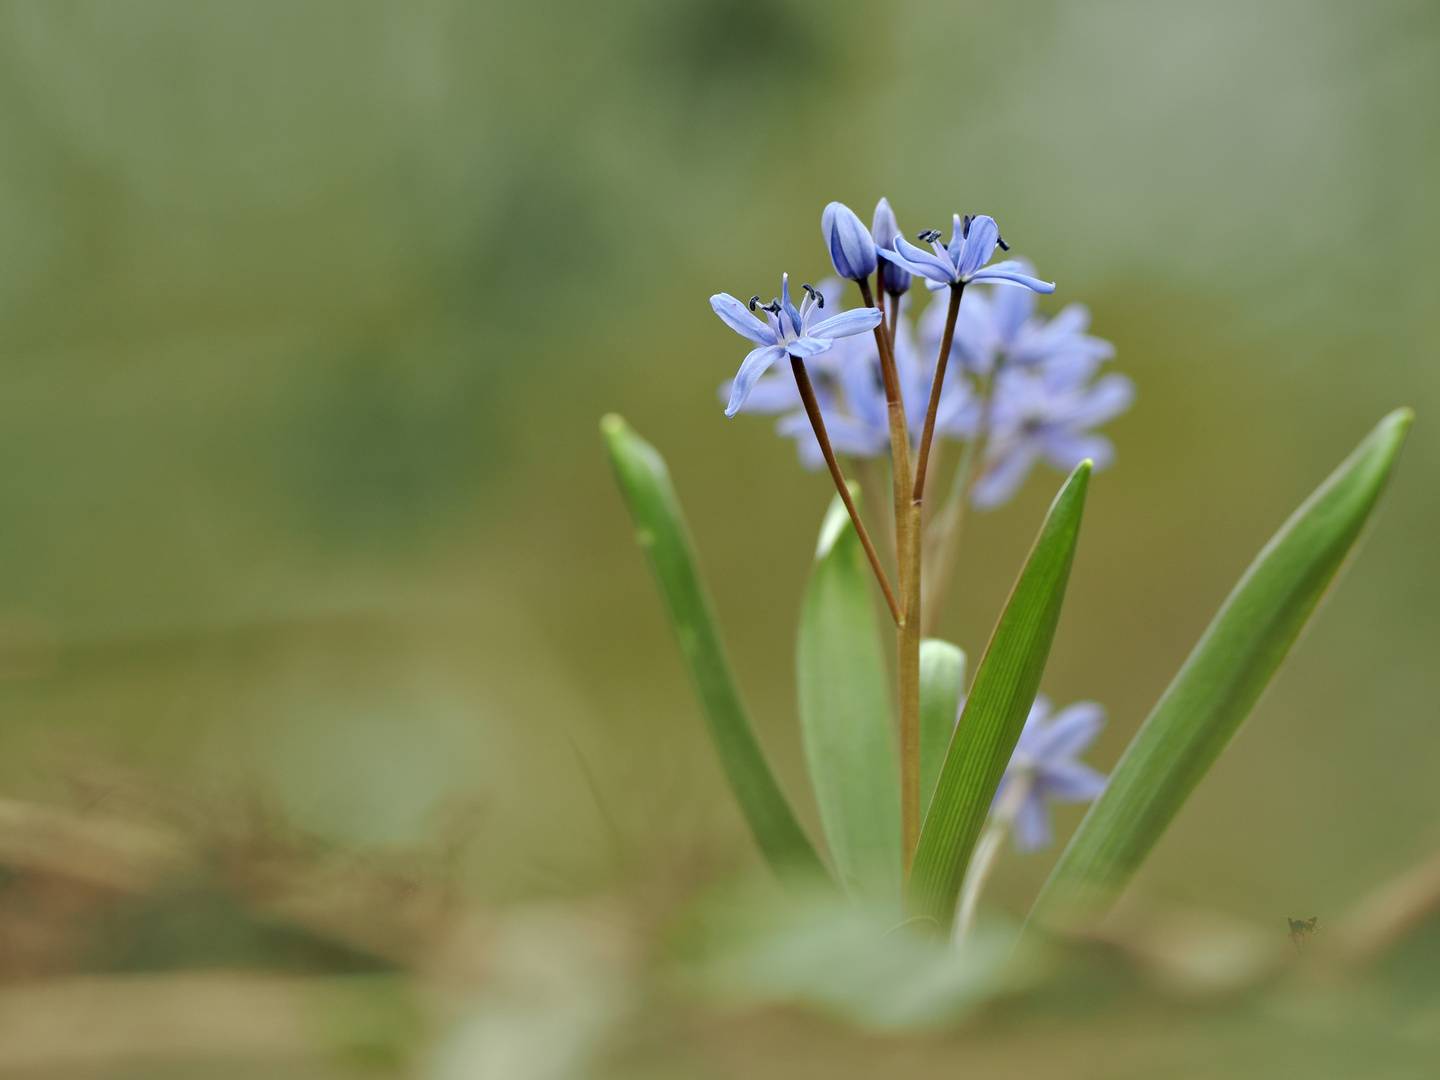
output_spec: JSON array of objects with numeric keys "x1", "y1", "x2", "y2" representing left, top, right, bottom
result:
[{"x1": 1287, "y1": 916, "x2": 1319, "y2": 945}]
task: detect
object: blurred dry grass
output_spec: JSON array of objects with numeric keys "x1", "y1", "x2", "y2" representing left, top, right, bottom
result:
[{"x1": 0, "y1": 785, "x2": 1432, "y2": 1076}]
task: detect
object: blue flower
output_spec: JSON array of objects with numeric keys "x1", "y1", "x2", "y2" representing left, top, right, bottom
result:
[
  {"x1": 821, "y1": 202, "x2": 878, "y2": 282},
  {"x1": 882, "y1": 214, "x2": 1055, "y2": 294},
  {"x1": 871, "y1": 198, "x2": 912, "y2": 295},
  {"x1": 970, "y1": 367, "x2": 1135, "y2": 510},
  {"x1": 722, "y1": 289, "x2": 977, "y2": 470},
  {"x1": 711, "y1": 274, "x2": 883, "y2": 417},
  {"x1": 993, "y1": 695, "x2": 1108, "y2": 853}
]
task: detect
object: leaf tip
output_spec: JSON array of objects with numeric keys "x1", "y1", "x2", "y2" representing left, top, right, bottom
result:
[
  {"x1": 815, "y1": 491, "x2": 854, "y2": 559},
  {"x1": 600, "y1": 413, "x2": 627, "y2": 439},
  {"x1": 1382, "y1": 406, "x2": 1415, "y2": 439},
  {"x1": 1053, "y1": 457, "x2": 1092, "y2": 510}
]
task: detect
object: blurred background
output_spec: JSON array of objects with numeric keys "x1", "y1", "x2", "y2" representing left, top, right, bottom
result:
[{"x1": 0, "y1": 1, "x2": 1435, "y2": 1076}]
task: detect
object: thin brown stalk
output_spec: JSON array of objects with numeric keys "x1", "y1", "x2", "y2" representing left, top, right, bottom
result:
[
  {"x1": 854, "y1": 458, "x2": 896, "y2": 565},
  {"x1": 921, "y1": 360, "x2": 1000, "y2": 636},
  {"x1": 911, "y1": 283, "x2": 964, "y2": 503},
  {"x1": 790, "y1": 356, "x2": 901, "y2": 624},
  {"x1": 859, "y1": 275, "x2": 922, "y2": 880}
]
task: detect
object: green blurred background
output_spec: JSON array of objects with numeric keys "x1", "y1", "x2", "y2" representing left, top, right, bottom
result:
[{"x1": 0, "y1": 0, "x2": 1435, "y2": 955}]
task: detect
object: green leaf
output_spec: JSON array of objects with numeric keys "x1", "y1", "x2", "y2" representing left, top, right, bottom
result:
[
  {"x1": 798, "y1": 493, "x2": 901, "y2": 906},
  {"x1": 919, "y1": 639, "x2": 966, "y2": 816},
  {"x1": 601, "y1": 415, "x2": 828, "y2": 881},
  {"x1": 1032, "y1": 409, "x2": 1414, "y2": 930},
  {"x1": 907, "y1": 462, "x2": 1091, "y2": 930}
]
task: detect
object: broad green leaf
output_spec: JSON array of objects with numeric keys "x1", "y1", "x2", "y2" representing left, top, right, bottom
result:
[
  {"x1": 919, "y1": 639, "x2": 965, "y2": 816},
  {"x1": 601, "y1": 415, "x2": 828, "y2": 880},
  {"x1": 1033, "y1": 409, "x2": 1413, "y2": 931},
  {"x1": 907, "y1": 463, "x2": 1092, "y2": 930},
  {"x1": 798, "y1": 493, "x2": 900, "y2": 906}
]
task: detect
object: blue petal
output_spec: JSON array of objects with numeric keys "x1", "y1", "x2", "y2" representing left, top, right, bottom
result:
[
  {"x1": 1012, "y1": 789, "x2": 1054, "y2": 852},
  {"x1": 956, "y1": 215, "x2": 1000, "y2": 278},
  {"x1": 808, "y1": 307, "x2": 883, "y2": 339},
  {"x1": 720, "y1": 373, "x2": 799, "y2": 415},
  {"x1": 824, "y1": 413, "x2": 891, "y2": 459},
  {"x1": 1039, "y1": 760, "x2": 1108, "y2": 803},
  {"x1": 989, "y1": 266, "x2": 1037, "y2": 343},
  {"x1": 780, "y1": 274, "x2": 803, "y2": 337},
  {"x1": 1014, "y1": 695, "x2": 1053, "y2": 758},
  {"x1": 971, "y1": 443, "x2": 1040, "y2": 510},
  {"x1": 970, "y1": 263, "x2": 1056, "y2": 293},
  {"x1": 871, "y1": 197, "x2": 901, "y2": 251},
  {"x1": 711, "y1": 294, "x2": 778, "y2": 346},
  {"x1": 724, "y1": 344, "x2": 788, "y2": 417},
  {"x1": 946, "y1": 212, "x2": 966, "y2": 262},
  {"x1": 822, "y1": 201, "x2": 878, "y2": 281},
  {"x1": 887, "y1": 236, "x2": 957, "y2": 283},
  {"x1": 1041, "y1": 431, "x2": 1114, "y2": 472},
  {"x1": 1065, "y1": 373, "x2": 1135, "y2": 429},
  {"x1": 1033, "y1": 701, "x2": 1105, "y2": 761},
  {"x1": 787, "y1": 335, "x2": 835, "y2": 359},
  {"x1": 1041, "y1": 302, "x2": 1092, "y2": 339}
]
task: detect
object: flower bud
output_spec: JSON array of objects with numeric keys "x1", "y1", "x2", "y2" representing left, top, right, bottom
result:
[
  {"x1": 872, "y1": 197, "x2": 912, "y2": 295},
  {"x1": 821, "y1": 201, "x2": 877, "y2": 282}
]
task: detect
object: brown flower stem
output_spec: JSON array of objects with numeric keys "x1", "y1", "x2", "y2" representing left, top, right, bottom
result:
[
  {"x1": 790, "y1": 355, "x2": 901, "y2": 625},
  {"x1": 921, "y1": 361, "x2": 999, "y2": 637},
  {"x1": 854, "y1": 457, "x2": 895, "y2": 565},
  {"x1": 859, "y1": 274, "x2": 921, "y2": 882},
  {"x1": 911, "y1": 283, "x2": 964, "y2": 503}
]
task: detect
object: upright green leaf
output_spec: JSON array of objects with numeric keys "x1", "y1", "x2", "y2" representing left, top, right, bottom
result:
[
  {"x1": 1033, "y1": 409, "x2": 1413, "y2": 930},
  {"x1": 919, "y1": 639, "x2": 965, "y2": 816},
  {"x1": 798, "y1": 493, "x2": 900, "y2": 906},
  {"x1": 601, "y1": 415, "x2": 828, "y2": 880},
  {"x1": 907, "y1": 463, "x2": 1092, "y2": 930}
]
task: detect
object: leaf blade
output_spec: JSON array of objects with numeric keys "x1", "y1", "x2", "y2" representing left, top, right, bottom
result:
[
  {"x1": 1032, "y1": 408, "x2": 1414, "y2": 929},
  {"x1": 797, "y1": 494, "x2": 901, "y2": 905},
  {"x1": 601, "y1": 414, "x2": 828, "y2": 880},
  {"x1": 907, "y1": 462, "x2": 1092, "y2": 929}
]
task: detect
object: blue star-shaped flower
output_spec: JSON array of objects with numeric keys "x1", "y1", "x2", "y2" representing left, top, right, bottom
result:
[
  {"x1": 993, "y1": 695, "x2": 1108, "y2": 853},
  {"x1": 882, "y1": 214, "x2": 1055, "y2": 294},
  {"x1": 711, "y1": 274, "x2": 883, "y2": 417},
  {"x1": 720, "y1": 287, "x2": 976, "y2": 471}
]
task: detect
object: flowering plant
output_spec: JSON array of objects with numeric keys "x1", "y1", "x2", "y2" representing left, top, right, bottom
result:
[{"x1": 602, "y1": 198, "x2": 1411, "y2": 946}]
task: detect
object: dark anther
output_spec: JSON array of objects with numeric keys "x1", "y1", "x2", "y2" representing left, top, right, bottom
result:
[
  {"x1": 997, "y1": 235, "x2": 1010, "y2": 251},
  {"x1": 801, "y1": 283, "x2": 824, "y2": 308},
  {"x1": 961, "y1": 214, "x2": 972, "y2": 239},
  {"x1": 763, "y1": 299, "x2": 782, "y2": 315},
  {"x1": 917, "y1": 228, "x2": 942, "y2": 243},
  {"x1": 748, "y1": 295, "x2": 762, "y2": 312}
]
